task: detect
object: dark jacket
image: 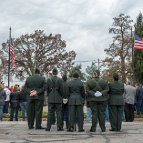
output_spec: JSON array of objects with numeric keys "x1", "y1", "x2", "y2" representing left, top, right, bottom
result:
[
  {"x1": 19, "y1": 89, "x2": 27, "y2": 103},
  {"x1": 24, "y1": 74, "x2": 46, "y2": 100},
  {"x1": 108, "y1": 81, "x2": 124, "y2": 105},
  {"x1": 47, "y1": 76, "x2": 63, "y2": 103},
  {"x1": 67, "y1": 79, "x2": 85, "y2": 105},
  {"x1": 86, "y1": 78, "x2": 109, "y2": 102},
  {"x1": 63, "y1": 80, "x2": 69, "y2": 99},
  {"x1": 10, "y1": 92, "x2": 20, "y2": 108},
  {"x1": 0, "y1": 89, "x2": 6, "y2": 106}
]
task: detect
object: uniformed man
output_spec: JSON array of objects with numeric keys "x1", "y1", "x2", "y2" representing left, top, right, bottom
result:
[
  {"x1": 24, "y1": 68, "x2": 46, "y2": 129},
  {"x1": 46, "y1": 68, "x2": 64, "y2": 131},
  {"x1": 61, "y1": 74, "x2": 69, "y2": 130},
  {"x1": 86, "y1": 70, "x2": 109, "y2": 132},
  {"x1": 67, "y1": 72, "x2": 85, "y2": 132},
  {"x1": 108, "y1": 73, "x2": 124, "y2": 131}
]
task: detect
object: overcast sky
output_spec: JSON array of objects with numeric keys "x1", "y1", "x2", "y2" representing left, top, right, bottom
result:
[{"x1": 0, "y1": 0, "x2": 142, "y2": 71}]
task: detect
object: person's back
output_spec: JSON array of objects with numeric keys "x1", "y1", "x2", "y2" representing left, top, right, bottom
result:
[
  {"x1": 124, "y1": 84, "x2": 136, "y2": 104},
  {"x1": 67, "y1": 71, "x2": 85, "y2": 132},
  {"x1": 9, "y1": 85, "x2": 20, "y2": 121},
  {"x1": 86, "y1": 70, "x2": 108, "y2": 132},
  {"x1": 4, "y1": 87, "x2": 11, "y2": 102},
  {"x1": 47, "y1": 74, "x2": 63, "y2": 103},
  {"x1": 0, "y1": 87, "x2": 5, "y2": 106},
  {"x1": 108, "y1": 73, "x2": 124, "y2": 131},
  {"x1": 46, "y1": 68, "x2": 64, "y2": 131},
  {"x1": 24, "y1": 68, "x2": 46, "y2": 129},
  {"x1": 108, "y1": 80, "x2": 124, "y2": 105},
  {"x1": 135, "y1": 84, "x2": 143, "y2": 115},
  {"x1": 0, "y1": 83, "x2": 5, "y2": 121},
  {"x1": 25, "y1": 74, "x2": 46, "y2": 100},
  {"x1": 68, "y1": 78, "x2": 85, "y2": 105}
]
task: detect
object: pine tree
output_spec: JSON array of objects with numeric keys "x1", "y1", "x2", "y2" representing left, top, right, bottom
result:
[{"x1": 133, "y1": 12, "x2": 143, "y2": 83}]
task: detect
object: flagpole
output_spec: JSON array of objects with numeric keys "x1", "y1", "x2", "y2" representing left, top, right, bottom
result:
[
  {"x1": 8, "y1": 27, "x2": 11, "y2": 88},
  {"x1": 131, "y1": 27, "x2": 135, "y2": 81}
]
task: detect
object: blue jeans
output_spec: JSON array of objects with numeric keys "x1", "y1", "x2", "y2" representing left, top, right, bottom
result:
[
  {"x1": 3, "y1": 101, "x2": 9, "y2": 113},
  {"x1": 20, "y1": 102, "x2": 27, "y2": 120},
  {"x1": 0, "y1": 105, "x2": 4, "y2": 121},
  {"x1": 104, "y1": 104, "x2": 109, "y2": 121},
  {"x1": 136, "y1": 100, "x2": 143, "y2": 114},
  {"x1": 10, "y1": 107, "x2": 19, "y2": 121},
  {"x1": 86, "y1": 107, "x2": 91, "y2": 122}
]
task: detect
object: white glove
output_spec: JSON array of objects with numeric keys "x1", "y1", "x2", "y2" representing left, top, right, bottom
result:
[
  {"x1": 94, "y1": 91, "x2": 102, "y2": 97},
  {"x1": 63, "y1": 98, "x2": 68, "y2": 104}
]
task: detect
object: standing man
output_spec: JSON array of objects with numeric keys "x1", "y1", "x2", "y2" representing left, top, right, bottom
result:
[
  {"x1": 67, "y1": 72, "x2": 85, "y2": 132},
  {"x1": 124, "y1": 82, "x2": 136, "y2": 122},
  {"x1": 61, "y1": 74, "x2": 69, "y2": 130},
  {"x1": 135, "y1": 84, "x2": 143, "y2": 116},
  {"x1": 24, "y1": 68, "x2": 46, "y2": 129},
  {"x1": 46, "y1": 68, "x2": 64, "y2": 131},
  {"x1": 108, "y1": 73, "x2": 124, "y2": 131},
  {"x1": 86, "y1": 70, "x2": 109, "y2": 132}
]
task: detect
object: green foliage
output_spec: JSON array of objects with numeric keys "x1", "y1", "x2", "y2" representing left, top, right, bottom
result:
[
  {"x1": 69, "y1": 64, "x2": 86, "y2": 81},
  {"x1": 85, "y1": 62, "x2": 98, "y2": 80}
]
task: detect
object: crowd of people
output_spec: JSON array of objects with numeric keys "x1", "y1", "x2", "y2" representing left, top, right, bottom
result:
[
  {"x1": 0, "y1": 84, "x2": 27, "y2": 122},
  {"x1": 0, "y1": 67, "x2": 143, "y2": 133}
]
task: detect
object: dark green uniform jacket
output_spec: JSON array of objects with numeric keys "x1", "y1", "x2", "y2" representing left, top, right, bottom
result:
[
  {"x1": 86, "y1": 78, "x2": 109, "y2": 102},
  {"x1": 47, "y1": 76, "x2": 63, "y2": 103},
  {"x1": 108, "y1": 81, "x2": 124, "y2": 105},
  {"x1": 67, "y1": 79, "x2": 85, "y2": 105},
  {"x1": 25, "y1": 74, "x2": 46, "y2": 100}
]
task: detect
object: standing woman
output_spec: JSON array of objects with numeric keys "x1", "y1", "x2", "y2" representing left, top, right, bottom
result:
[
  {"x1": 108, "y1": 73, "x2": 124, "y2": 131},
  {"x1": 0, "y1": 83, "x2": 6, "y2": 121},
  {"x1": 9, "y1": 85, "x2": 20, "y2": 121},
  {"x1": 67, "y1": 72, "x2": 85, "y2": 132}
]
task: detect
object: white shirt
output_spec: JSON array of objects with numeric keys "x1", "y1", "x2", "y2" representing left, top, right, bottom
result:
[
  {"x1": 4, "y1": 87, "x2": 11, "y2": 101},
  {"x1": 124, "y1": 85, "x2": 136, "y2": 104}
]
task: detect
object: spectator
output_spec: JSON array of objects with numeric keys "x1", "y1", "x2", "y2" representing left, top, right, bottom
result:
[
  {"x1": 9, "y1": 86, "x2": 14, "y2": 92},
  {"x1": 3, "y1": 86, "x2": 11, "y2": 115},
  {"x1": 19, "y1": 85, "x2": 27, "y2": 121},
  {"x1": 135, "y1": 84, "x2": 143, "y2": 116},
  {"x1": 124, "y1": 82, "x2": 136, "y2": 122},
  {"x1": 0, "y1": 83, "x2": 6, "y2": 121},
  {"x1": 9, "y1": 85, "x2": 20, "y2": 121}
]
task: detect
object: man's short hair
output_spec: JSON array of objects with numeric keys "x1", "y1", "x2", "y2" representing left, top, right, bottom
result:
[
  {"x1": 62, "y1": 74, "x2": 67, "y2": 81},
  {"x1": 35, "y1": 68, "x2": 40, "y2": 74},
  {"x1": 72, "y1": 72, "x2": 79, "y2": 78},
  {"x1": 52, "y1": 68, "x2": 58, "y2": 75},
  {"x1": 113, "y1": 73, "x2": 119, "y2": 81}
]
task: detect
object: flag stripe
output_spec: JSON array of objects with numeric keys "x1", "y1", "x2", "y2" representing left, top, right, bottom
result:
[
  {"x1": 10, "y1": 46, "x2": 16, "y2": 68},
  {"x1": 134, "y1": 35, "x2": 143, "y2": 50}
]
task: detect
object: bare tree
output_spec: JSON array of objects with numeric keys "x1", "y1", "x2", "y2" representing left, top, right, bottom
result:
[
  {"x1": 103, "y1": 13, "x2": 133, "y2": 82},
  {"x1": 1, "y1": 30, "x2": 76, "y2": 80}
]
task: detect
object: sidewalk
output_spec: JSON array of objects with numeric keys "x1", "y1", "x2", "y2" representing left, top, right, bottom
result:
[{"x1": 0, "y1": 121, "x2": 143, "y2": 143}]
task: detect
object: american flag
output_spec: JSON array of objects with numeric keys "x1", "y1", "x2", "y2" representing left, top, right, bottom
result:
[
  {"x1": 10, "y1": 46, "x2": 16, "y2": 68},
  {"x1": 134, "y1": 35, "x2": 143, "y2": 50}
]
